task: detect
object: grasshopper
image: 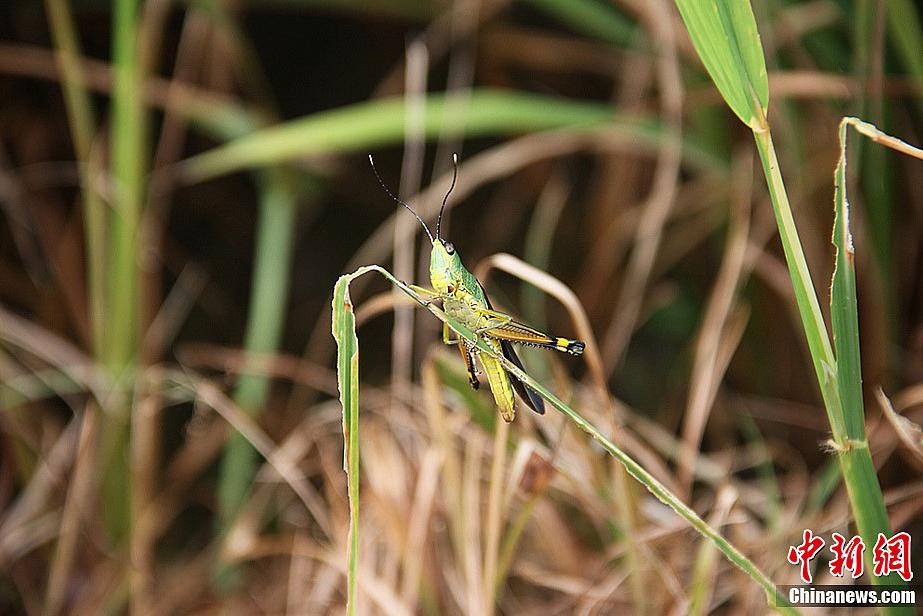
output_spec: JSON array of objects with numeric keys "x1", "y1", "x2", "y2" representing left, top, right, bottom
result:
[{"x1": 369, "y1": 154, "x2": 585, "y2": 422}]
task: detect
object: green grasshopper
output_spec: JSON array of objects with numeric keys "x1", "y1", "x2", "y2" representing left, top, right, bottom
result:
[{"x1": 370, "y1": 154, "x2": 585, "y2": 422}]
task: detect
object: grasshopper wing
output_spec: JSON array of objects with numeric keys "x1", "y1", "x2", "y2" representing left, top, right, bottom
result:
[
  {"x1": 499, "y1": 338, "x2": 546, "y2": 415},
  {"x1": 481, "y1": 290, "x2": 545, "y2": 415}
]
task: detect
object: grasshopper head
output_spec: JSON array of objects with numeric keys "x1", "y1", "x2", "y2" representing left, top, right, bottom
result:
[
  {"x1": 367, "y1": 152, "x2": 464, "y2": 296},
  {"x1": 430, "y1": 238, "x2": 463, "y2": 296}
]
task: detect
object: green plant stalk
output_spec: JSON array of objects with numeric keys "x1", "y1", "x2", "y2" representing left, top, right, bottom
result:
[
  {"x1": 217, "y1": 169, "x2": 299, "y2": 530},
  {"x1": 333, "y1": 265, "x2": 799, "y2": 616},
  {"x1": 493, "y1": 353, "x2": 794, "y2": 613},
  {"x1": 672, "y1": 2, "x2": 905, "y2": 608},
  {"x1": 805, "y1": 457, "x2": 843, "y2": 516},
  {"x1": 521, "y1": 180, "x2": 567, "y2": 381},
  {"x1": 751, "y1": 129, "x2": 844, "y2": 439},
  {"x1": 611, "y1": 459, "x2": 646, "y2": 614},
  {"x1": 108, "y1": 0, "x2": 144, "y2": 372},
  {"x1": 101, "y1": 0, "x2": 146, "y2": 542},
  {"x1": 754, "y1": 124, "x2": 904, "y2": 605}
]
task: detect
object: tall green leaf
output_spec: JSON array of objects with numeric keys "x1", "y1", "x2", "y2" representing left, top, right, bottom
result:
[
  {"x1": 217, "y1": 170, "x2": 301, "y2": 536},
  {"x1": 674, "y1": 0, "x2": 768, "y2": 128},
  {"x1": 675, "y1": 2, "x2": 917, "y2": 609},
  {"x1": 832, "y1": 120, "x2": 866, "y2": 442},
  {"x1": 332, "y1": 269, "x2": 363, "y2": 616},
  {"x1": 831, "y1": 118, "x2": 923, "y2": 593}
]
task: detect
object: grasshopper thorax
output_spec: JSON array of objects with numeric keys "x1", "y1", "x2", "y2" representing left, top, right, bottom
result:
[{"x1": 430, "y1": 238, "x2": 463, "y2": 296}]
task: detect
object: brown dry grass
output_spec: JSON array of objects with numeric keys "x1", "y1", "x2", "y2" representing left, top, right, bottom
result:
[{"x1": 1, "y1": 1, "x2": 923, "y2": 614}]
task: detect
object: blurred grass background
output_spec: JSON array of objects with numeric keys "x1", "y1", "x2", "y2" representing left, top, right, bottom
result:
[{"x1": 1, "y1": 0, "x2": 923, "y2": 613}]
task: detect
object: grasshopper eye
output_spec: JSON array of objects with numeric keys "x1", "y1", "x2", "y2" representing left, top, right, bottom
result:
[
  {"x1": 444, "y1": 242, "x2": 455, "y2": 254},
  {"x1": 446, "y1": 282, "x2": 456, "y2": 294}
]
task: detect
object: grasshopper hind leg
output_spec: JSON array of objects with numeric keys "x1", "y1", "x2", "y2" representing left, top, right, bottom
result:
[{"x1": 459, "y1": 343, "x2": 480, "y2": 390}]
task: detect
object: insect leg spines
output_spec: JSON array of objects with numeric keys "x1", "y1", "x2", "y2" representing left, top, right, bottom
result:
[
  {"x1": 475, "y1": 315, "x2": 586, "y2": 356},
  {"x1": 458, "y1": 343, "x2": 480, "y2": 390}
]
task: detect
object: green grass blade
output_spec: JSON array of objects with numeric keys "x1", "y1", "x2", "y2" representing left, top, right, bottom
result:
[
  {"x1": 830, "y1": 118, "x2": 923, "y2": 598},
  {"x1": 108, "y1": 0, "x2": 145, "y2": 372},
  {"x1": 100, "y1": 0, "x2": 146, "y2": 543},
  {"x1": 180, "y1": 90, "x2": 656, "y2": 182},
  {"x1": 332, "y1": 269, "x2": 365, "y2": 616},
  {"x1": 832, "y1": 120, "x2": 867, "y2": 443},
  {"x1": 216, "y1": 169, "x2": 301, "y2": 536},
  {"x1": 738, "y1": 413, "x2": 782, "y2": 530},
  {"x1": 673, "y1": 0, "x2": 768, "y2": 129},
  {"x1": 331, "y1": 266, "x2": 799, "y2": 615}
]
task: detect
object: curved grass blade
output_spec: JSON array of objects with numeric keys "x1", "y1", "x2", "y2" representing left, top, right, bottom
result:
[
  {"x1": 831, "y1": 118, "x2": 923, "y2": 596},
  {"x1": 332, "y1": 269, "x2": 362, "y2": 615},
  {"x1": 332, "y1": 265, "x2": 799, "y2": 615},
  {"x1": 180, "y1": 89, "x2": 680, "y2": 183}
]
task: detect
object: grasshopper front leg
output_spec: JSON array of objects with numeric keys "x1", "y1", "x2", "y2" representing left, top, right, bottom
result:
[{"x1": 442, "y1": 322, "x2": 461, "y2": 346}]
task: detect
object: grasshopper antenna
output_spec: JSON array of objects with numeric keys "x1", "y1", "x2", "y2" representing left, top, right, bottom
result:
[
  {"x1": 368, "y1": 154, "x2": 434, "y2": 243},
  {"x1": 435, "y1": 153, "x2": 458, "y2": 241}
]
